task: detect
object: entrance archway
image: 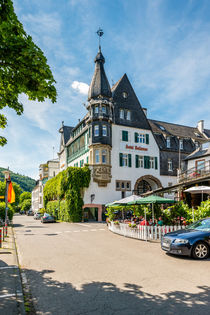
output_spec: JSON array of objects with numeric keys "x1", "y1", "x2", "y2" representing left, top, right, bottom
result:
[{"x1": 134, "y1": 175, "x2": 162, "y2": 196}]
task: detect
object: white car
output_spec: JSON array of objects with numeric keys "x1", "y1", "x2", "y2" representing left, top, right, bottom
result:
[{"x1": 34, "y1": 212, "x2": 42, "y2": 220}]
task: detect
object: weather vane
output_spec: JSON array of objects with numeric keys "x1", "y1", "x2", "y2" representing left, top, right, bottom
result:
[{"x1": 96, "y1": 27, "x2": 104, "y2": 48}]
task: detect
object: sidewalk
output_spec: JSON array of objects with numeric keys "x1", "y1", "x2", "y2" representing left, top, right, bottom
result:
[{"x1": 0, "y1": 226, "x2": 25, "y2": 315}]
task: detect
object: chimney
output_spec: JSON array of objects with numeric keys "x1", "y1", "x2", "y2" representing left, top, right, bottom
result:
[
  {"x1": 197, "y1": 120, "x2": 204, "y2": 133},
  {"x1": 143, "y1": 108, "x2": 147, "y2": 117}
]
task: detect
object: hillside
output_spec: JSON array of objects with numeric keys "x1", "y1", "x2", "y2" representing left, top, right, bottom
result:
[{"x1": 0, "y1": 167, "x2": 36, "y2": 192}]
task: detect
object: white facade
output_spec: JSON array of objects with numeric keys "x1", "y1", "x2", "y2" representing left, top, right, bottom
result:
[{"x1": 80, "y1": 124, "x2": 177, "y2": 205}]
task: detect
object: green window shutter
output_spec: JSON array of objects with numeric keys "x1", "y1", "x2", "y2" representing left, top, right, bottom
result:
[
  {"x1": 122, "y1": 130, "x2": 128, "y2": 141},
  {"x1": 135, "y1": 132, "x2": 138, "y2": 143},
  {"x1": 135, "y1": 155, "x2": 139, "y2": 168},
  {"x1": 155, "y1": 157, "x2": 158, "y2": 170},
  {"x1": 128, "y1": 154, "x2": 132, "y2": 167},
  {"x1": 146, "y1": 134, "x2": 149, "y2": 144},
  {"x1": 86, "y1": 156, "x2": 89, "y2": 164},
  {"x1": 144, "y1": 156, "x2": 150, "y2": 169},
  {"x1": 119, "y1": 153, "x2": 123, "y2": 167}
]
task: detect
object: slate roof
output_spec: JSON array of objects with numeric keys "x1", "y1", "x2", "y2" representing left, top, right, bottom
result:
[
  {"x1": 59, "y1": 125, "x2": 74, "y2": 146},
  {"x1": 184, "y1": 145, "x2": 210, "y2": 160},
  {"x1": 88, "y1": 47, "x2": 112, "y2": 101},
  {"x1": 112, "y1": 74, "x2": 151, "y2": 130},
  {"x1": 149, "y1": 119, "x2": 207, "y2": 141},
  {"x1": 204, "y1": 129, "x2": 210, "y2": 138}
]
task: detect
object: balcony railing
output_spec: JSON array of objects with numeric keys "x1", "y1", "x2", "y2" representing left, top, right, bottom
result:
[{"x1": 178, "y1": 160, "x2": 210, "y2": 183}]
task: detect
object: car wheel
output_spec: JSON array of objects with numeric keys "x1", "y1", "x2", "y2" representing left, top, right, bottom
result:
[{"x1": 192, "y1": 242, "x2": 209, "y2": 259}]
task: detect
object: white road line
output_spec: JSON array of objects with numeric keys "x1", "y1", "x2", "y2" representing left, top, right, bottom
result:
[
  {"x1": 73, "y1": 230, "x2": 80, "y2": 232},
  {"x1": 76, "y1": 223, "x2": 91, "y2": 227},
  {"x1": 0, "y1": 266, "x2": 18, "y2": 270},
  {"x1": 90, "y1": 229, "x2": 97, "y2": 231},
  {"x1": 99, "y1": 228, "x2": 105, "y2": 231},
  {"x1": 0, "y1": 293, "x2": 23, "y2": 299}
]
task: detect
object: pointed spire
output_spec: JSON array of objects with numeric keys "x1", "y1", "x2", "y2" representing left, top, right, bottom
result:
[{"x1": 88, "y1": 31, "x2": 111, "y2": 101}]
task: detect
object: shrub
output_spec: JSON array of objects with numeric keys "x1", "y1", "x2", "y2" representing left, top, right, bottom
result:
[{"x1": 0, "y1": 202, "x2": 14, "y2": 221}]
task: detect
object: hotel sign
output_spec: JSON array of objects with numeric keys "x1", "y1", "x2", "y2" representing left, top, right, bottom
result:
[{"x1": 125, "y1": 144, "x2": 148, "y2": 151}]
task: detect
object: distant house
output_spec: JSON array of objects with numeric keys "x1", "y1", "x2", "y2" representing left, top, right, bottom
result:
[{"x1": 31, "y1": 159, "x2": 60, "y2": 212}]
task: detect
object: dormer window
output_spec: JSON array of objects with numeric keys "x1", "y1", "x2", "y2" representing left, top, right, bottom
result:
[
  {"x1": 120, "y1": 109, "x2": 124, "y2": 119},
  {"x1": 166, "y1": 137, "x2": 171, "y2": 148},
  {"x1": 168, "y1": 159, "x2": 173, "y2": 171},
  {"x1": 126, "y1": 110, "x2": 131, "y2": 120},
  {"x1": 195, "y1": 141, "x2": 199, "y2": 149}
]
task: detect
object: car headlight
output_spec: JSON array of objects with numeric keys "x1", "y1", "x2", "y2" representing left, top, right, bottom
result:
[{"x1": 174, "y1": 238, "x2": 189, "y2": 244}]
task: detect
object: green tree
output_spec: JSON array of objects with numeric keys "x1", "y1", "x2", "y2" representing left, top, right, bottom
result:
[
  {"x1": 0, "y1": 0, "x2": 57, "y2": 146},
  {"x1": 19, "y1": 191, "x2": 31, "y2": 204},
  {"x1": 0, "y1": 202, "x2": 14, "y2": 221},
  {"x1": 21, "y1": 199, "x2": 31, "y2": 212}
]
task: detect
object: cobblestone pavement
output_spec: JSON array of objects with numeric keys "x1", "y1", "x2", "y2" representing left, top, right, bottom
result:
[{"x1": 14, "y1": 215, "x2": 210, "y2": 315}]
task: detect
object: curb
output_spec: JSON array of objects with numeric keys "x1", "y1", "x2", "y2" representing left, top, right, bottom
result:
[{"x1": 11, "y1": 226, "x2": 26, "y2": 315}]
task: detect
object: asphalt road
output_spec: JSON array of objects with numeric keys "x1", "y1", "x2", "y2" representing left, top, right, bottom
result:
[{"x1": 14, "y1": 214, "x2": 210, "y2": 315}]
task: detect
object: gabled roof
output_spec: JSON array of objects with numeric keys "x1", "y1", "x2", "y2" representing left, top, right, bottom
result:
[
  {"x1": 112, "y1": 74, "x2": 151, "y2": 130},
  {"x1": 184, "y1": 145, "x2": 210, "y2": 160},
  {"x1": 149, "y1": 119, "x2": 207, "y2": 141}
]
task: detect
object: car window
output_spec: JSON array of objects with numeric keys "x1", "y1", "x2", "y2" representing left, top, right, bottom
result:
[{"x1": 186, "y1": 219, "x2": 210, "y2": 231}]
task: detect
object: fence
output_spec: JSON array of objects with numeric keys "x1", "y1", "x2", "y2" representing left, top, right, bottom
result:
[{"x1": 108, "y1": 222, "x2": 185, "y2": 241}]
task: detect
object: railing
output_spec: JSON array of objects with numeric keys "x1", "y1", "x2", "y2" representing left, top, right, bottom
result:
[
  {"x1": 108, "y1": 222, "x2": 185, "y2": 241},
  {"x1": 178, "y1": 160, "x2": 210, "y2": 183}
]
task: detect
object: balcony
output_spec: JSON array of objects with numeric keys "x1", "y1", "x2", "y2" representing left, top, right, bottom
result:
[{"x1": 178, "y1": 160, "x2": 210, "y2": 183}]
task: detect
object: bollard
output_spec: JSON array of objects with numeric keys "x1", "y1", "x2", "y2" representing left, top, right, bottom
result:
[
  {"x1": 0, "y1": 229, "x2": 2, "y2": 248},
  {"x1": 5, "y1": 223, "x2": 7, "y2": 237},
  {"x1": 2, "y1": 226, "x2": 4, "y2": 241}
]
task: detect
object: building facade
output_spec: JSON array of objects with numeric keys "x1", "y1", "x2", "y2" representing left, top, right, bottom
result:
[{"x1": 58, "y1": 47, "x2": 210, "y2": 221}]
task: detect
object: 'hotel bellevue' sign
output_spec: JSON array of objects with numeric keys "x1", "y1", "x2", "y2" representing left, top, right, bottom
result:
[{"x1": 125, "y1": 144, "x2": 148, "y2": 151}]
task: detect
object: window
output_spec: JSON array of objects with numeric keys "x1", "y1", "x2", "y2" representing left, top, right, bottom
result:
[
  {"x1": 86, "y1": 156, "x2": 89, "y2": 164},
  {"x1": 102, "y1": 106, "x2": 106, "y2": 114},
  {"x1": 134, "y1": 133, "x2": 149, "y2": 144},
  {"x1": 121, "y1": 182, "x2": 125, "y2": 189},
  {"x1": 95, "y1": 150, "x2": 100, "y2": 163},
  {"x1": 120, "y1": 109, "x2": 124, "y2": 119},
  {"x1": 168, "y1": 159, "x2": 173, "y2": 171},
  {"x1": 102, "y1": 150, "x2": 107, "y2": 164},
  {"x1": 166, "y1": 137, "x2": 171, "y2": 148},
  {"x1": 122, "y1": 130, "x2": 128, "y2": 141},
  {"x1": 116, "y1": 181, "x2": 120, "y2": 190},
  {"x1": 94, "y1": 125, "x2": 99, "y2": 136},
  {"x1": 119, "y1": 153, "x2": 132, "y2": 167},
  {"x1": 80, "y1": 160, "x2": 84, "y2": 167},
  {"x1": 116, "y1": 180, "x2": 131, "y2": 191},
  {"x1": 122, "y1": 92, "x2": 128, "y2": 99},
  {"x1": 150, "y1": 157, "x2": 155, "y2": 168},
  {"x1": 126, "y1": 110, "x2": 131, "y2": 120},
  {"x1": 95, "y1": 105, "x2": 99, "y2": 114},
  {"x1": 102, "y1": 125, "x2": 107, "y2": 136},
  {"x1": 126, "y1": 182, "x2": 130, "y2": 190},
  {"x1": 195, "y1": 141, "x2": 199, "y2": 149},
  {"x1": 179, "y1": 139, "x2": 183, "y2": 150},
  {"x1": 135, "y1": 155, "x2": 144, "y2": 168}
]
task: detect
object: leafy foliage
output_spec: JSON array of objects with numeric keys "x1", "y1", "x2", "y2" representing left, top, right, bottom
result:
[
  {"x1": 193, "y1": 200, "x2": 210, "y2": 221},
  {"x1": 0, "y1": 202, "x2": 14, "y2": 221},
  {"x1": 19, "y1": 191, "x2": 31, "y2": 204},
  {"x1": 0, "y1": 0, "x2": 56, "y2": 145},
  {"x1": 20, "y1": 199, "x2": 31, "y2": 212},
  {"x1": 0, "y1": 167, "x2": 36, "y2": 192},
  {"x1": 44, "y1": 166, "x2": 91, "y2": 222}
]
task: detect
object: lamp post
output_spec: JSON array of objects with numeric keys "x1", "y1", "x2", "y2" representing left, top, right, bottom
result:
[{"x1": 2, "y1": 169, "x2": 10, "y2": 229}]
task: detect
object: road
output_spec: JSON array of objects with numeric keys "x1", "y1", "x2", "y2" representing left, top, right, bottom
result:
[{"x1": 14, "y1": 214, "x2": 210, "y2": 315}]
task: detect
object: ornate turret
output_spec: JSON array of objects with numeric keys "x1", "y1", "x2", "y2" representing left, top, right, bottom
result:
[
  {"x1": 87, "y1": 29, "x2": 113, "y2": 187},
  {"x1": 88, "y1": 46, "x2": 112, "y2": 101}
]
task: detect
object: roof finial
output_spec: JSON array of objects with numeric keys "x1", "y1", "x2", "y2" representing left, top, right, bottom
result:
[{"x1": 96, "y1": 27, "x2": 104, "y2": 50}]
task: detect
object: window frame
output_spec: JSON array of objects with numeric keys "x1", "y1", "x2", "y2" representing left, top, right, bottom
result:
[
  {"x1": 102, "y1": 125, "x2": 107, "y2": 136},
  {"x1": 95, "y1": 150, "x2": 100, "y2": 164},
  {"x1": 94, "y1": 125, "x2": 99, "y2": 137}
]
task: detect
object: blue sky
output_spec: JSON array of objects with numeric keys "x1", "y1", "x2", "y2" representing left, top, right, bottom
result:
[{"x1": 1, "y1": 0, "x2": 210, "y2": 179}]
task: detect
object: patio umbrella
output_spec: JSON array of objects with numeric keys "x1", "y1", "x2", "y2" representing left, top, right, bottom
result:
[
  {"x1": 184, "y1": 186, "x2": 210, "y2": 201},
  {"x1": 105, "y1": 194, "x2": 142, "y2": 207},
  {"x1": 128, "y1": 195, "x2": 176, "y2": 223}
]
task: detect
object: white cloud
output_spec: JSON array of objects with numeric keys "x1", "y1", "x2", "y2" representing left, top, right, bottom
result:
[{"x1": 71, "y1": 81, "x2": 89, "y2": 95}]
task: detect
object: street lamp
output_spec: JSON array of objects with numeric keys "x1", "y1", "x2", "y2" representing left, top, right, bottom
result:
[{"x1": 2, "y1": 169, "x2": 11, "y2": 228}]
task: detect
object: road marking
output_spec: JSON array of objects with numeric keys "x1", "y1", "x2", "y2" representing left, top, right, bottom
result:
[
  {"x1": 73, "y1": 230, "x2": 80, "y2": 232},
  {"x1": 0, "y1": 293, "x2": 23, "y2": 299},
  {"x1": 99, "y1": 228, "x2": 105, "y2": 231},
  {"x1": 90, "y1": 229, "x2": 97, "y2": 231},
  {"x1": 0, "y1": 266, "x2": 18, "y2": 270},
  {"x1": 64, "y1": 231, "x2": 71, "y2": 233},
  {"x1": 82, "y1": 230, "x2": 88, "y2": 232},
  {"x1": 76, "y1": 223, "x2": 91, "y2": 227}
]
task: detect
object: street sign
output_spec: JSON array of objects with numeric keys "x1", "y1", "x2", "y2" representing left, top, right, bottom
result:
[{"x1": 0, "y1": 196, "x2": 5, "y2": 199}]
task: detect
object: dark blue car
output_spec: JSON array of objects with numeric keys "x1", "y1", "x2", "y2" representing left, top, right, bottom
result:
[{"x1": 161, "y1": 218, "x2": 210, "y2": 259}]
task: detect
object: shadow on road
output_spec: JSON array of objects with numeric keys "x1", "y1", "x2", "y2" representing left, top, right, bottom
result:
[{"x1": 23, "y1": 269, "x2": 210, "y2": 315}]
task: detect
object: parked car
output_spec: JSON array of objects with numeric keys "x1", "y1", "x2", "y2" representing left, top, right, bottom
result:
[
  {"x1": 34, "y1": 212, "x2": 42, "y2": 220},
  {"x1": 161, "y1": 218, "x2": 210, "y2": 259},
  {"x1": 41, "y1": 213, "x2": 56, "y2": 223},
  {"x1": 20, "y1": 210, "x2": 25, "y2": 215},
  {"x1": 27, "y1": 210, "x2": 34, "y2": 216}
]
